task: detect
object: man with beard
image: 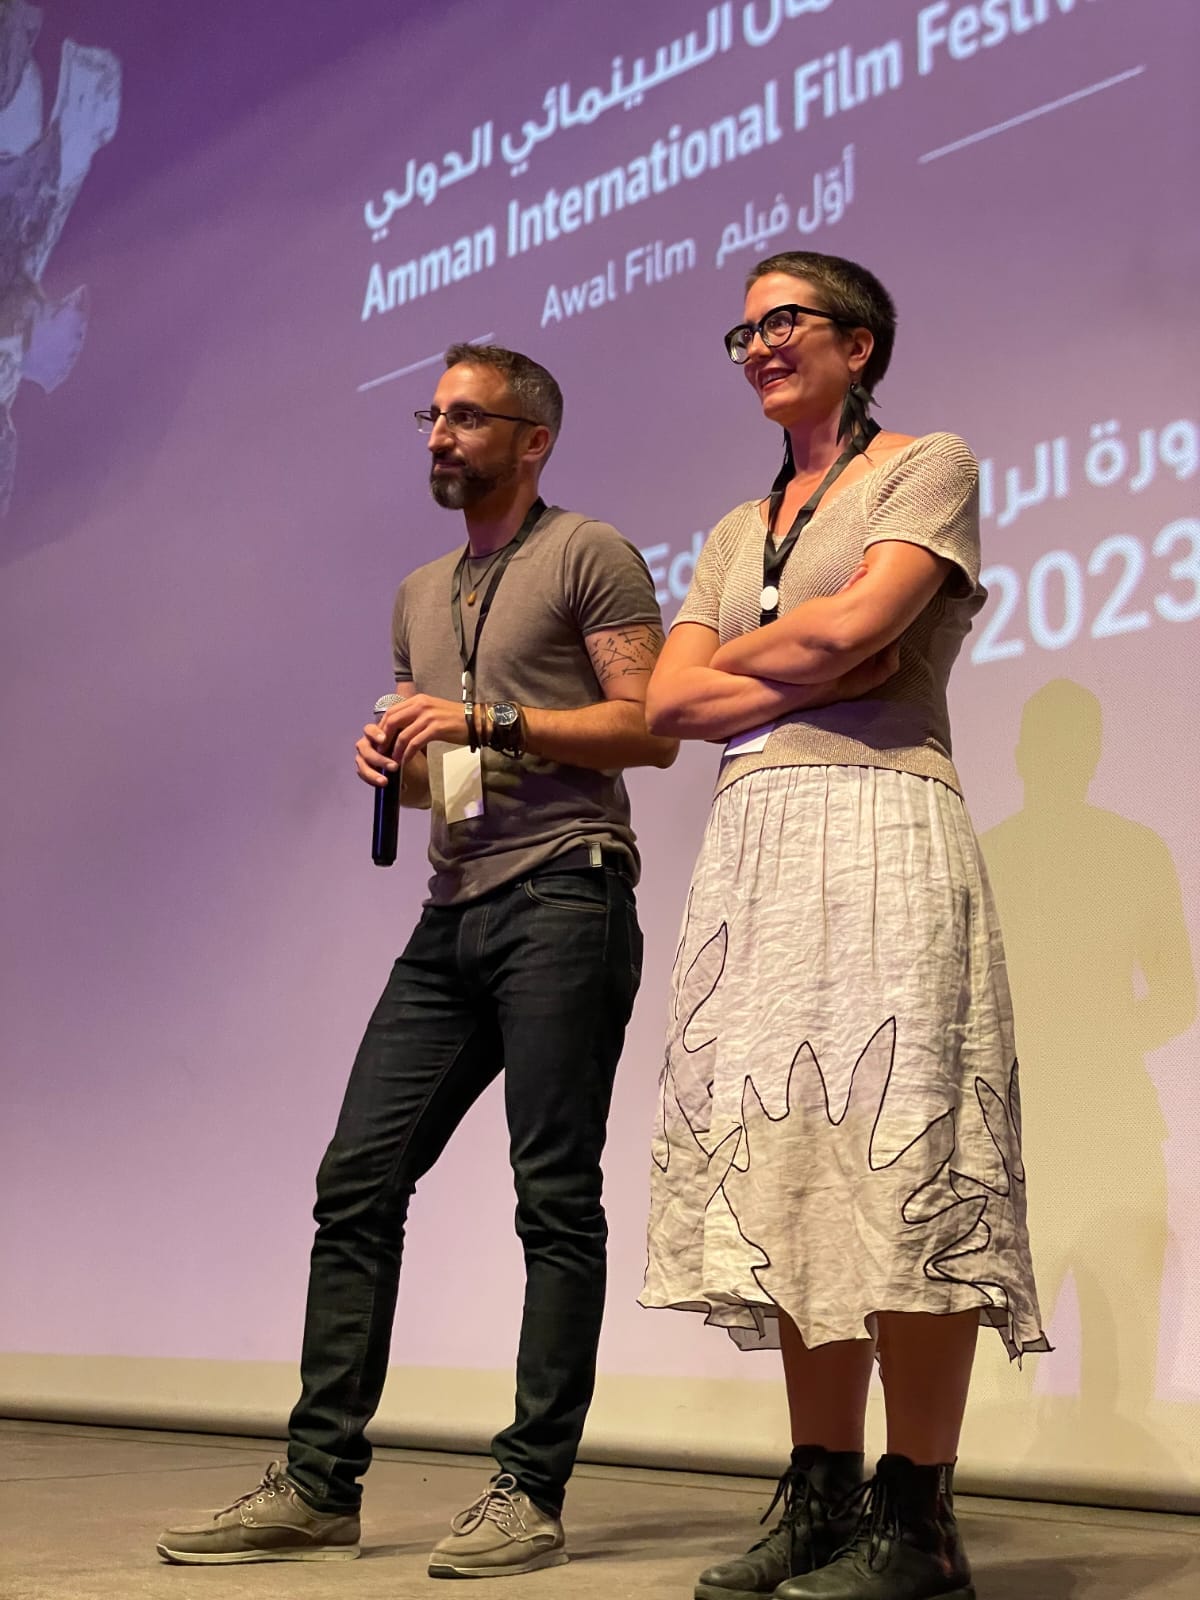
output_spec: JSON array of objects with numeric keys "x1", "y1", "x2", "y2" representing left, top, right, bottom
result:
[{"x1": 155, "y1": 345, "x2": 675, "y2": 1576}]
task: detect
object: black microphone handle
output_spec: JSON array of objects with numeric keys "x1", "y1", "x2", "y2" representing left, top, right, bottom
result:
[
  {"x1": 372, "y1": 771, "x2": 400, "y2": 867},
  {"x1": 371, "y1": 692, "x2": 405, "y2": 868}
]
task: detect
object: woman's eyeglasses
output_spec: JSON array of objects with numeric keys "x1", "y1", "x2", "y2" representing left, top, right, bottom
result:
[{"x1": 723, "y1": 303, "x2": 850, "y2": 365}]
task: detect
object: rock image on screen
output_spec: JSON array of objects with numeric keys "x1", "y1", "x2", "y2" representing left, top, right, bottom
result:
[{"x1": 0, "y1": 0, "x2": 120, "y2": 516}]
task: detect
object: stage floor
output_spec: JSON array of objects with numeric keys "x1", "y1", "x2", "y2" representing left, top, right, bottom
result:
[{"x1": 2, "y1": 1420, "x2": 1197, "y2": 1599}]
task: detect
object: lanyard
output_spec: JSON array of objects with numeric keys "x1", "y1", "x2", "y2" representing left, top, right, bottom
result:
[
  {"x1": 760, "y1": 421, "x2": 880, "y2": 624},
  {"x1": 450, "y1": 497, "x2": 545, "y2": 700}
]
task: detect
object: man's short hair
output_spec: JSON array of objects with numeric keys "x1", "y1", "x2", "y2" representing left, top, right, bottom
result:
[{"x1": 443, "y1": 343, "x2": 564, "y2": 443}]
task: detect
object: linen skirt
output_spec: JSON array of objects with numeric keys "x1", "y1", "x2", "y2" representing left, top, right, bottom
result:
[{"x1": 640, "y1": 764, "x2": 1048, "y2": 1359}]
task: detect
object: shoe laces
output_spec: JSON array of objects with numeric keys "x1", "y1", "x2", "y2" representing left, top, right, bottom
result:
[
  {"x1": 746, "y1": 1463, "x2": 811, "y2": 1552},
  {"x1": 830, "y1": 1475, "x2": 901, "y2": 1573},
  {"x1": 451, "y1": 1473, "x2": 528, "y2": 1536},
  {"x1": 220, "y1": 1461, "x2": 290, "y2": 1517}
]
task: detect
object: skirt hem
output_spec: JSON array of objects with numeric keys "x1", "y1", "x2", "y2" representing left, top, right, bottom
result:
[{"x1": 638, "y1": 1293, "x2": 1052, "y2": 1364}]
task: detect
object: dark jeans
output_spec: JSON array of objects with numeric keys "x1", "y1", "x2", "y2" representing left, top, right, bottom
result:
[{"x1": 286, "y1": 859, "x2": 642, "y2": 1517}]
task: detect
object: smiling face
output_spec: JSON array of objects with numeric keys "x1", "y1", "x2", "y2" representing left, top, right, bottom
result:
[{"x1": 740, "y1": 272, "x2": 874, "y2": 431}]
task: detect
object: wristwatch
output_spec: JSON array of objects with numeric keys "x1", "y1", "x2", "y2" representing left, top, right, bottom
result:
[{"x1": 486, "y1": 701, "x2": 524, "y2": 759}]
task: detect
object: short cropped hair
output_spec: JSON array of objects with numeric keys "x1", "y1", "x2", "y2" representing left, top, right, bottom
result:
[
  {"x1": 443, "y1": 343, "x2": 564, "y2": 442},
  {"x1": 747, "y1": 253, "x2": 897, "y2": 391}
]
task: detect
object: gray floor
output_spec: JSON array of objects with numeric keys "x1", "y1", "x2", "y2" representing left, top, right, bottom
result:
[{"x1": 1, "y1": 1421, "x2": 1197, "y2": 1599}]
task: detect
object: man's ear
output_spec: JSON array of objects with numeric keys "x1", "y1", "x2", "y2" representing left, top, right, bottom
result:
[{"x1": 524, "y1": 424, "x2": 553, "y2": 468}]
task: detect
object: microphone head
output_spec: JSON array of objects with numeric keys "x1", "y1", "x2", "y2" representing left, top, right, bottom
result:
[{"x1": 374, "y1": 693, "x2": 404, "y2": 717}]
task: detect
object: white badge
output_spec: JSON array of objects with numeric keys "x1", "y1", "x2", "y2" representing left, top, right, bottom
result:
[
  {"x1": 760, "y1": 584, "x2": 780, "y2": 611},
  {"x1": 438, "y1": 742, "x2": 485, "y2": 823},
  {"x1": 723, "y1": 721, "x2": 774, "y2": 759}
]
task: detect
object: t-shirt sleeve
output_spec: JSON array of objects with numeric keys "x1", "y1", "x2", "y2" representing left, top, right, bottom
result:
[
  {"x1": 673, "y1": 509, "x2": 740, "y2": 632},
  {"x1": 863, "y1": 433, "x2": 981, "y2": 595},
  {"x1": 561, "y1": 519, "x2": 665, "y2": 636},
  {"x1": 391, "y1": 580, "x2": 412, "y2": 682}
]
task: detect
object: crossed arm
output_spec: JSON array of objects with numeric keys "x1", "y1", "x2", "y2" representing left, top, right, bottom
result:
[
  {"x1": 354, "y1": 621, "x2": 677, "y2": 807},
  {"x1": 356, "y1": 542, "x2": 947, "y2": 791},
  {"x1": 646, "y1": 541, "x2": 950, "y2": 741}
]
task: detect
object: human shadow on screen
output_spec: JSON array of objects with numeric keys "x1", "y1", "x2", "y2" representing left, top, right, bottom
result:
[{"x1": 979, "y1": 679, "x2": 1196, "y2": 1480}]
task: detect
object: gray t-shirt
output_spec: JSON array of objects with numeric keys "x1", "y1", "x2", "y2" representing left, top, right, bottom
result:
[
  {"x1": 392, "y1": 503, "x2": 663, "y2": 904},
  {"x1": 678, "y1": 432, "x2": 985, "y2": 797}
]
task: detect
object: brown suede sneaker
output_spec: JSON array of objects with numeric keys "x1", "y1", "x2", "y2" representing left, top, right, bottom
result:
[
  {"x1": 155, "y1": 1460, "x2": 360, "y2": 1564},
  {"x1": 428, "y1": 1473, "x2": 567, "y2": 1578}
]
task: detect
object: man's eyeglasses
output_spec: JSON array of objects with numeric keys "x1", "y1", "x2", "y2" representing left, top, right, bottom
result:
[
  {"x1": 414, "y1": 404, "x2": 538, "y2": 434},
  {"x1": 723, "y1": 303, "x2": 851, "y2": 365}
]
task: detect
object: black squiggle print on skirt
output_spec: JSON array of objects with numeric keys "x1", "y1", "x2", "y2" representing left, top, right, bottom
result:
[{"x1": 640, "y1": 765, "x2": 1048, "y2": 1360}]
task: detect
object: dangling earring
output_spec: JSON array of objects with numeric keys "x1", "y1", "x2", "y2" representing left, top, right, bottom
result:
[{"x1": 838, "y1": 380, "x2": 876, "y2": 448}]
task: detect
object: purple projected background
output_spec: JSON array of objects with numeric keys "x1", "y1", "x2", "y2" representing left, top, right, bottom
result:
[{"x1": 2, "y1": 0, "x2": 1198, "y2": 1416}]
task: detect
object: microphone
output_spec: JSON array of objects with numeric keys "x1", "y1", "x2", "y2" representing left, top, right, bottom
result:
[{"x1": 371, "y1": 693, "x2": 404, "y2": 867}]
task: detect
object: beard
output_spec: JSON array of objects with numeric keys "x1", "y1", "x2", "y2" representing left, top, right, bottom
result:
[{"x1": 428, "y1": 450, "x2": 518, "y2": 510}]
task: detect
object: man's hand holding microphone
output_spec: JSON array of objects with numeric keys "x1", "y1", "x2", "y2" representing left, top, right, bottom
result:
[{"x1": 357, "y1": 691, "x2": 468, "y2": 863}]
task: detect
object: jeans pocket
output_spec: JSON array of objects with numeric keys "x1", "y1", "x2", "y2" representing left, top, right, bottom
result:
[{"x1": 522, "y1": 870, "x2": 609, "y2": 914}]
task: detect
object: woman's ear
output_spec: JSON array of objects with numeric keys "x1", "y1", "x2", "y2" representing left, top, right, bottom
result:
[{"x1": 847, "y1": 325, "x2": 874, "y2": 379}]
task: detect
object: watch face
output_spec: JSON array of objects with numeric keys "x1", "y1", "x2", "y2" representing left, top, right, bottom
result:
[{"x1": 492, "y1": 702, "x2": 518, "y2": 727}]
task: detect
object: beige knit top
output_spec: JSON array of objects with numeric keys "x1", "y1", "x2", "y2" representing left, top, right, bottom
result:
[{"x1": 676, "y1": 432, "x2": 985, "y2": 797}]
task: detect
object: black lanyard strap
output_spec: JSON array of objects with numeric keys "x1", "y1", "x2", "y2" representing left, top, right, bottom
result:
[
  {"x1": 759, "y1": 421, "x2": 880, "y2": 624},
  {"x1": 450, "y1": 497, "x2": 546, "y2": 696}
]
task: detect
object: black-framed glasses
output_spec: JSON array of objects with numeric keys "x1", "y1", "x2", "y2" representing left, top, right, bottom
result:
[
  {"x1": 723, "y1": 303, "x2": 850, "y2": 365},
  {"x1": 414, "y1": 404, "x2": 537, "y2": 434}
]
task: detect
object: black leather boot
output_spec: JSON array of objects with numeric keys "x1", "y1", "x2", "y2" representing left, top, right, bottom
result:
[
  {"x1": 695, "y1": 1446, "x2": 864, "y2": 1600},
  {"x1": 773, "y1": 1454, "x2": 974, "y2": 1600}
]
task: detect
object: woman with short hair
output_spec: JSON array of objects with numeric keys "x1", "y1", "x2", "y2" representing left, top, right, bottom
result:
[{"x1": 641, "y1": 252, "x2": 1047, "y2": 1600}]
